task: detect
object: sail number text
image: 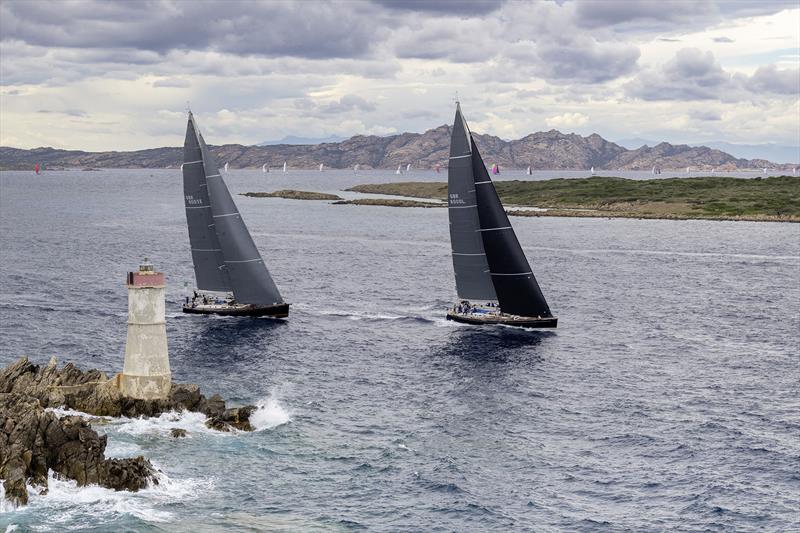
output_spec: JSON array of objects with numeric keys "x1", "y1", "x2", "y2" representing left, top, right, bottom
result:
[{"x1": 449, "y1": 193, "x2": 465, "y2": 205}]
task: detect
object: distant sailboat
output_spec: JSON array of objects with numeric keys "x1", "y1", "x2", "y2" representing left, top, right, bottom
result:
[
  {"x1": 181, "y1": 112, "x2": 289, "y2": 318},
  {"x1": 590, "y1": 166, "x2": 595, "y2": 175},
  {"x1": 34, "y1": 163, "x2": 40, "y2": 174},
  {"x1": 406, "y1": 163, "x2": 411, "y2": 172},
  {"x1": 283, "y1": 161, "x2": 287, "y2": 173},
  {"x1": 396, "y1": 164, "x2": 402, "y2": 175},
  {"x1": 763, "y1": 167, "x2": 768, "y2": 175},
  {"x1": 319, "y1": 163, "x2": 324, "y2": 171},
  {"x1": 224, "y1": 162, "x2": 229, "y2": 173},
  {"x1": 526, "y1": 166, "x2": 532, "y2": 175},
  {"x1": 435, "y1": 163, "x2": 441, "y2": 173},
  {"x1": 445, "y1": 102, "x2": 556, "y2": 328},
  {"x1": 491, "y1": 163, "x2": 500, "y2": 175},
  {"x1": 262, "y1": 164, "x2": 269, "y2": 173},
  {"x1": 686, "y1": 166, "x2": 690, "y2": 174},
  {"x1": 652, "y1": 166, "x2": 656, "y2": 175},
  {"x1": 793, "y1": 168, "x2": 797, "y2": 175},
  {"x1": 354, "y1": 164, "x2": 359, "y2": 173}
]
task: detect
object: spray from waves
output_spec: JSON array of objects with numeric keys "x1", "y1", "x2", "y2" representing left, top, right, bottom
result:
[
  {"x1": 7, "y1": 469, "x2": 214, "y2": 526},
  {"x1": 250, "y1": 393, "x2": 292, "y2": 431},
  {"x1": 46, "y1": 406, "x2": 113, "y2": 421},
  {"x1": 109, "y1": 410, "x2": 227, "y2": 438}
]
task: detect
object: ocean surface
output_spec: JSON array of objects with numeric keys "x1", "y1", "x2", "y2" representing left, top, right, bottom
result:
[{"x1": 0, "y1": 168, "x2": 798, "y2": 532}]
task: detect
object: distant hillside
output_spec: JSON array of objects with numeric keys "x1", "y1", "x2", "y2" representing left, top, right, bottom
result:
[{"x1": 1, "y1": 126, "x2": 795, "y2": 171}]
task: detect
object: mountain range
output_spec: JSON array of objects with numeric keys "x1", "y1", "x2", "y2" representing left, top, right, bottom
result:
[{"x1": 1, "y1": 126, "x2": 796, "y2": 171}]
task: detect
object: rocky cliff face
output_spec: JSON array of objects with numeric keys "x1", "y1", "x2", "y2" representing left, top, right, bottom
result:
[
  {"x1": 0, "y1": 356, "x2": 258, "y2": 506},
  {"x1": 1, "y1": 127, "x2": 794, "y2": 170}
]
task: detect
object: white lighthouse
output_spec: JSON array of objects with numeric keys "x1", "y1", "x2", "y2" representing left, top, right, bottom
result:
[{"x1": 119, "y1": 258, "x2": 171, "y2": 400}]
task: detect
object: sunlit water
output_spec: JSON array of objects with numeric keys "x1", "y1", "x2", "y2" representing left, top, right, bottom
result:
[{"x1": 0, "y1": 169, "x2": 798, "y2": 531}]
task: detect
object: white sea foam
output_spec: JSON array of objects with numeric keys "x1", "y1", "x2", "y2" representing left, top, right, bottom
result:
[
  {"x1": 111, "y1": 410, "x2": 223, "y2": 438},
  {"x1": 45, "y1": 406, "x2": 113, "y2": 421},
  {"x1": 4, "y1": 469, "x2": 213, "y2": 527},
  {"x1": 250, "y1": 394, "x2": 292, "y2": 431}
]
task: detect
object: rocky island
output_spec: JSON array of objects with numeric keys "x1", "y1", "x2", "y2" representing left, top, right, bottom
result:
[
  {"x1": 0, "y1": 356, "x2": 258, "y2": 506},
  {"x1": 242, "y1": 190, "x2": 342, "y2": 201},
  {"x1": 346, "y1": 176, "x2": 800, "y2": 222}
]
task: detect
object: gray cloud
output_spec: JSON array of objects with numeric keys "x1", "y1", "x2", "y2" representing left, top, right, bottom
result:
[
  {"x1": 0, "y1": 0, "x2": 380, "y2": 59},
  {"x1": 37, "y1": 109, "x2": 88, "y2": 117},
  {"x1": 712, "y1": 36, "x2": 735, "y2": 43},
  {"x1": 689, "y1": 110, "x2": 722, "y2": 121},
  {"x1": 152, "y1": 78, "x2": 191, "y2": 88},
  {"x1": 627, "y1": 48, "x2": 799, "y2": 102},
  {"x1": 746, "y1": 65, "x2": 800, "y2": 95},
  {"x1": 627, "y1": 48, "x2": 735, "y2": 101},
  {"x1": 373, "y1": 0, "x2": 504, "y2": 13}
]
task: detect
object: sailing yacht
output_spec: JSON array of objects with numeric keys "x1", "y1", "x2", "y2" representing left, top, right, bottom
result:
[
  {"x1": 283, "y1": 161, "x2": 287, "y2": 173},
  {"x1": 181, "y1": 112, "x2": 289, "y2": 318},
  {"x1": 406, "y1": 163, "x2": 412, "y2": 172},
  {"x1": 526, "y1": 166, "x2": 532, "y2": 175},
  {"x1": 319, "y1": 163, "x2": 324, "y2": 171},
  {"x1": 396, "y1": 164, "x2": 402, "y2": 175},
  {"x1": 262, "y1": 164, "x2": 269, "y2": 173},
  {"x1": 445, "y1": 103, "x2": 556, "y2": 328},
  {"x1": 590, "y1": 166, "x2": 595, "y2": 175}
]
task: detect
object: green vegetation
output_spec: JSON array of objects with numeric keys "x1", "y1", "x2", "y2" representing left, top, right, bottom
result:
[
  {"x1": 348, "y1": 176, "x2": 800, "y2": 221},
  {"x1": 332, "y1": 198, "x2": 444, "y2": 208},
  {"x1": 242, "y1": 190, "x2": 342, "y2": 201}
]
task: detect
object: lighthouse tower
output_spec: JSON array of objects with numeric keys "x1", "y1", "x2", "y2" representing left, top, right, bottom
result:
[{"x1": 119, "y1": 258, "x2": 171, "y2": 400}]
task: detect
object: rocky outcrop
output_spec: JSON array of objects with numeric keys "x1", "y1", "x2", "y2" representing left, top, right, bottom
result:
[
  {"x1": 0, "y1": 356, "x2": 260, "y2": 505},
  {"x1": 1, "y1": 127, "x2": 793, "y2": 170},
  {"x1": 0, "y1": 393, "x2": 157, "y2": 506},
  {"x1": 242, "y1": 190, "x2": 342, "y2": 201},
  {"x1": 0, "y1": 357, "x2": 257, "y2": 432}
]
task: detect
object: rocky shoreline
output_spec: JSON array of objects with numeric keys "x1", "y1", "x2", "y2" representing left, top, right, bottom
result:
[
  {"x1": 242, "y1": 190, "x2": 342, "y2": 201},
  {"x1": 0, "y1": 356, "x2": 258, "y2": 506}
]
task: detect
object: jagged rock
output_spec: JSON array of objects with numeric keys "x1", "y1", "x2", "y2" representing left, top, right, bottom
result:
[
  {"x1": 0, "y1": 393, "x2": 157, "y2": 506},
  {"x1": 170, "y1": 428, "x2": 187, "y2": 438},
  {"x1": 0, "y1": 357, "x2": 256, "y2": 429}
]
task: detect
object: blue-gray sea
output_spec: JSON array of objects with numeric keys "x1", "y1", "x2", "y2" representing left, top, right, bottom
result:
[{"x1": 0, "y1": 168, "x2": 798, "y2": 532}]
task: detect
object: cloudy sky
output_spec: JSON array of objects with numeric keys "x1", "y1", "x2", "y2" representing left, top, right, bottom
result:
[{"x1": 1, "y1": 0, "x2": 798, "y2": 151}]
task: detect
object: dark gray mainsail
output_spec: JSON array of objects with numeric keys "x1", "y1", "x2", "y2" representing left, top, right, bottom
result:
[
  {"x1": 471, "y1": 137, "x2": 553, "y2": 318},
  {"x1": 185, "y1": 113, "x2": 284, "y2": 306},
  {"x1": 183, "y1": 114, "x2": 231, "y2": 292},
  {"x1": 448, "y1": 103, "x2": 497, "y2": 301}
]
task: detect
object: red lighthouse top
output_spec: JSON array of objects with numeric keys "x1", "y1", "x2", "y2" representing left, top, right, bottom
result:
[{"x1": 126, "y1": 258, "x2": 165, "y2": 287}]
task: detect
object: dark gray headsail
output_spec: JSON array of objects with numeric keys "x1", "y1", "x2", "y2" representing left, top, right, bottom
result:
[
  {"x1": 183, "y1": 114, "x2": 231, "y2": 292},
  {"x1": 471, "y1": 138, "x2": 552, "y2": 317},
  {"x1": 447, "y1": 103, "x2": 497, "y2": 301}
]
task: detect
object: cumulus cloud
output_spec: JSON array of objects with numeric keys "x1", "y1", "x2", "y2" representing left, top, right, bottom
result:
[
  {"x1": 545, "y1": 112, "x2": 589, "y2": 128},
  {"x1": 627, "y1": 48, "x2": 800, "y2": 102},
  {"x1": 746, "y1": 65, "x2": 800, "y2": 95}
]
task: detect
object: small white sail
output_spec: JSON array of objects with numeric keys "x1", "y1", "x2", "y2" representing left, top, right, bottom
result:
[
  {"x1": 283, "y1": 161, "x2": 287, "y2": 173},
  {"x1": 180, "y1": 163, "x2": 184, "y2": 171},
  {"x1": 396, "y1": 164, "x2": 402, "y2": 175},
  {"x1": 354, "y1": 164, "x2": 359, "y2": 173},
  {"x1": 686, "y1": 166, "x2": 690, "y2": 174},
  {"x1": 224, "y1": 162, "x2": 229, "y2": 173},
  {"x1": 526, "y1": 166, "x2": 531, "y2": 175},
  {"x1": 763, "y1": 167, "x2": 767, "y2": 175},
  {"x1": 262, "y1": 164, "x2": 267, "y2": 173},
  {"x1": 652, "y1": 166, "x2": 656, "y2": 175},
  {"x1": 590, "y1": 166, "x2": 595, "y2": 175},
  {"x1": 406, "y1": 163, "x2": 411, "y2": 172},
  {"x1": 319, "y1": 163, "x2": 324, "y2": 172}
]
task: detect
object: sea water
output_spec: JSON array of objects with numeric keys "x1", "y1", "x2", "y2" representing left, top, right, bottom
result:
[{"x1": 0, "y1": 169, "x2": 798, "y2": 531}]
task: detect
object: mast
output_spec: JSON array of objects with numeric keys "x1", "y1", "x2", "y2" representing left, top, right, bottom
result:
[
  {"x1": 447, "y1": 103, "x2": 497, "y2": 301},
  {"x1": 183, "y1": 113, "x2": 231, "y2": 292},
  {"x1": 471, "y1": 136, "x2": 552, "y2": 317},
  {"x1": 192, "y1": 115, "x2": 284, "y2": 305}
]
